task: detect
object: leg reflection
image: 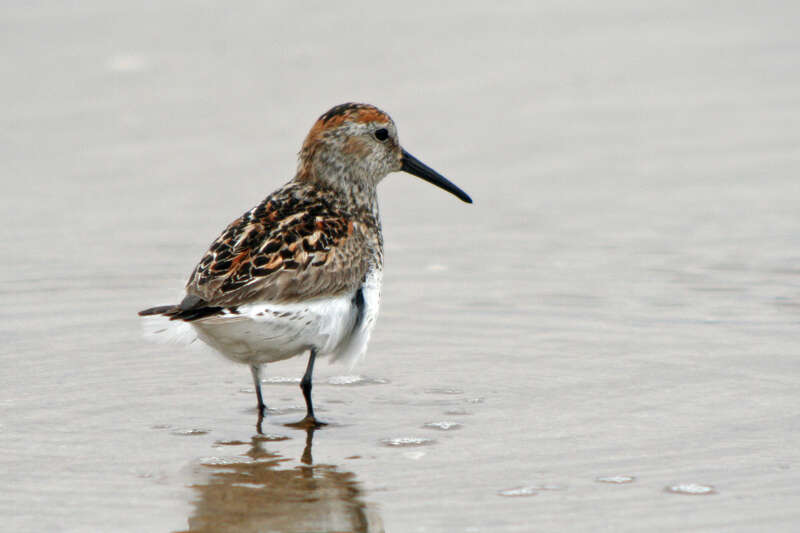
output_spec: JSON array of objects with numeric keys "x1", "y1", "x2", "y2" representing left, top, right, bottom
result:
[
  {"x1": 301, "y1": 424, "x2": 315, "y2": 466},
  {"x1": 180, "y1": 426, "x2": 383, "y2": 533}
]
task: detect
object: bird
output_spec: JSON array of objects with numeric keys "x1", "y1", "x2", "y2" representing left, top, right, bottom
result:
[{"x1": 139, "y1": 103, "x2": 472, "y2": 426}]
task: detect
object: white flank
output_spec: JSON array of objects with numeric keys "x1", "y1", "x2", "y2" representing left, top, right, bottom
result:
[{"x1": 332, "y1": 269, "x2": 382, "y2": 369}]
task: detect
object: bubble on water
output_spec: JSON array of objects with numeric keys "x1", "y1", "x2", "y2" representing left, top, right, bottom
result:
[
  {"x1": 327, "y1": 375, "x2": 390, "y2": 386},
  {"x1": 380, "y1": 437, "x2": 436, "y2": 447},
  {"x1": 498, "y1": 486, "x2": 537, "y2": 497},
  {"x1": 254, "y1": 433, "x2": 290, "y2": 442},
  {"x1": 231, "y1": 482, "x2": 264, "y2": 489},
  {"x1": 328, "y1": 375, "x2": 363, "y2": 385},
  {"x1": 465, "y1": 397, "x2": 485, "y2": 404},
  {"x1": 262, "y1": 376, "x2": 301, "y2": 384},
  {"x1": 171, "y1": 428, "x2": 209, "y2": 436},
  {"x1": 425, "y1": 387, "x2": 463, "y2": 395},
  {"x1": 596, "y1": 476, "x2": 636, "y2": 484},
  {"x1": 665, "y1": 483, "x2": 716, "y2": 495},
  {"x1": 200, "y1": 456, "x2": 253, "y2": 466},
  {"x1": 423, "y1": 421, "x2": 463, "y2": 431}
]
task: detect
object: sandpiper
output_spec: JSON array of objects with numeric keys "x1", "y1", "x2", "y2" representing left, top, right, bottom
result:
[{"x1": 139, "y1": 103, "x2": 472, "y2": 425}]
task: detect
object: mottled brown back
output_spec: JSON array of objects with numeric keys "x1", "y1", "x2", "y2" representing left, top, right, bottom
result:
[{"x1": 185, "y1": 180, "x2": 383, "y2": 306}]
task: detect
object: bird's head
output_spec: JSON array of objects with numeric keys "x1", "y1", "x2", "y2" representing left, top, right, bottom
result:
[{"x1": 297, "y1": 103, "x2": 472, "y2": 206}]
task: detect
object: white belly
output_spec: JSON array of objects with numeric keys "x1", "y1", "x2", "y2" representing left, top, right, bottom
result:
[
  {"x1": 190, "y1": 269, "x2": 383, "y2": 368},
  {"x1": 190, "y1": 294, "x2": 358, "y2": 365}
]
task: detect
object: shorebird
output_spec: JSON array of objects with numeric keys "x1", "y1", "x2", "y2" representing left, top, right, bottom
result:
[{"x1": 139, "y1": 103, "x2": 472, "y2": 426}]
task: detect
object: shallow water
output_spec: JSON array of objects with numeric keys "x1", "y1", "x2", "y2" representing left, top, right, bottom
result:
[{"x1": 3, "y1": 2, "x2": 800, "y2": 532}]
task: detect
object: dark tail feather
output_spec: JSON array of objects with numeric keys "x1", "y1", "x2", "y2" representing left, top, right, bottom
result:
[
  {"x1": 139, "y1": 305, "x2": 177, "y2": 316},
  {"x1": 138, "y1": 303, "x2": 225, "y2": 321}
]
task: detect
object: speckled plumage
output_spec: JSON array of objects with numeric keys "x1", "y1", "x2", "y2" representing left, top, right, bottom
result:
[
  {"x1": 185, "y1": 180, "x2": 383, "y2": 307},
  {"x1": 139, "y1": 103, "x2": 471, "y2": 425}
]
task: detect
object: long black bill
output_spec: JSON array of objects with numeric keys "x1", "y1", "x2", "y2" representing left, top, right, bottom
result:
[{"x1": 401, "y1": 149, "x2": 472, "y2": 204}]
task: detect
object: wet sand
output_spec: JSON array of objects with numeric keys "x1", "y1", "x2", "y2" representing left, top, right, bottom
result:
[{"x1": 3, "y1": 2, "x2": 800, "y2": 531}]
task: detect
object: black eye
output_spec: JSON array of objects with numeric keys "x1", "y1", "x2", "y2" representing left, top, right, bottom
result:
[{"x1": 374, "y1": 128, "x2": 389, "y2": 141}]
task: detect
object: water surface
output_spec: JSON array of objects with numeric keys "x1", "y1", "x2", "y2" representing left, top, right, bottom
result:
[{"x1": 2, "y1": 2, "x2": 800, "y2": 531}]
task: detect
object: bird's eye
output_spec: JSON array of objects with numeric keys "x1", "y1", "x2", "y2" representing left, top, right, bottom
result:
[{"x1": 374, "y1": 128, "x2": 389, "y2": 141}]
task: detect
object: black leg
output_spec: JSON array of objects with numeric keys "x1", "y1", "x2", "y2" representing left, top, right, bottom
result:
[
  {"x1": 300, "y1": 348, "x2": 323, "y2": 424},
  {"x1": 250, "y1": 365, "x2": 266, "y2": 413}
]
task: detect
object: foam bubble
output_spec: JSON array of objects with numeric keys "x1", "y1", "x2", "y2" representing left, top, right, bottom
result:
[
  {"x1": 423, "y1": 421, "x2": 463, "y2": 431},
  {"x1": 498, "y1": 486, "x2": 537, "y2": 497},
  {"x1": 380, "y1": 437, "x2": 435, "y2": 447},
  {"x1": 665, "y1": 483, "x2": 716, "y2": 495},
  {"x1": 170, "y1": 428, "x2": 209, "y2": 436},
  {"x1": 596, "y1": 476, "x2": 636, "y2": 484}
]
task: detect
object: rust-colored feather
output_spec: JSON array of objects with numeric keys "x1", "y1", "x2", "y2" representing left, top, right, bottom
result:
[{"x1": 184, "y1": 180, "x2": 383, "y2": 306}]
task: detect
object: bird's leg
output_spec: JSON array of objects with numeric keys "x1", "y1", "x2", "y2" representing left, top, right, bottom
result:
[
  {"x1": 300, "y1": 348, "x2": 324, "y2": 425},
  {"x1": 250, "y1": 364, "x2": 266, "y2": 414}
]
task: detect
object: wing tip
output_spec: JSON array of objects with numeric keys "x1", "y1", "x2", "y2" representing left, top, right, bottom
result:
[{"x1": 138, "y1": 305, "x2": 176, "y2": 317}]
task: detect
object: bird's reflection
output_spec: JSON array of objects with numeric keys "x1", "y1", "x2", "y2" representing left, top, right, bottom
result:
[{"x1": 180, "y1": 426, "x2": 384, "y2": 532}]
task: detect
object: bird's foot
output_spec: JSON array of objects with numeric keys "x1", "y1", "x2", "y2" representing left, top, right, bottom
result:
[{"x1": 286, "y1": 415, "x2": 327, "y2": 429}]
